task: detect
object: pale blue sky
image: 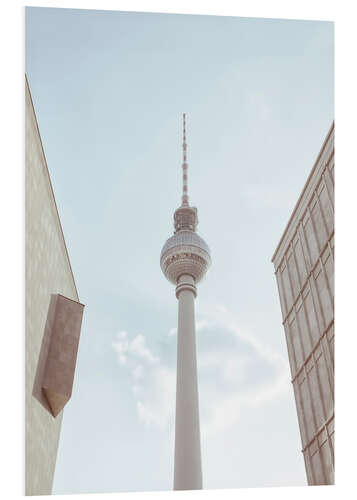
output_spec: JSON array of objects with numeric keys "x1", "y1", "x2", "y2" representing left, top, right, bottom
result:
[{"x1": 26, "y1": 7, "x2": 333, "y2": 494}]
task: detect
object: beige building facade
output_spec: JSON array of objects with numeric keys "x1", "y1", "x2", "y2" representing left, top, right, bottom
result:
[
  {"x1": 272, "y1": 123, "x2": 334, "y2": 485},
  {"x1": 25, "y1": 77, "x2": 83, "y2": 495}
]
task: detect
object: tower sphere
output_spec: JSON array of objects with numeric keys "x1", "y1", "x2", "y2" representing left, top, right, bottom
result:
[{"x1": 160, "y1": 229, "x2": 211, "y2": 285}]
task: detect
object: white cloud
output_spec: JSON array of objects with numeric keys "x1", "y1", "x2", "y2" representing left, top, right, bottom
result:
[
  {"x1": 119, "y1": 354, "x2": 127, "y2": 365},
  {"x1": 130, "y1": 334, "x2": 160, "y2": 364},
  {"x1": 111, "y1": 333, "x2": 129, "y2": 365},
  {"x1": 132, "y1": 364, "x2": 144, "y2": 380},
  {"x1": 112, "y1": 332, "x2": 159, "y2": 365},
  {"x1": 136, "y1": 366, "x2": 176, "y2": 429},
  {"x1": 136, "y1": 401, "x2": 155, "y2": 426},
  {"x1": 112, "y1": 305, "x2": 290, "y2": 437},
  {"x1": 112, "y1": 330, "x2": 174, "y2": 429},
  {"x1": 196, "y1": 305, "x2": 290, "y2": 437},
  {"x1": 168, "y1": 327, "x2": 177, "y2": 337},
  {"x1": 197, "y1": 351, "x2": 220, "y2": 370},
  {"x1": 196, "y1": 319, "x2": 210, "y2": 331},
  {"x1": 118, "y1": 330, "x2": 128, "y2": 339}
]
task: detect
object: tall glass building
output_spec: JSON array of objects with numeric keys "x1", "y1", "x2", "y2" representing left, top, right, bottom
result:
[{"x1": 272, "y1": 123, "x2": 334, "y2": 485}]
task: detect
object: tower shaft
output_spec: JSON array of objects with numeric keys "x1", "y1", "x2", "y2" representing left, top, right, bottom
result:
[
  {"x1": 174, "y1": 274, "x2": 202, "y2": 490},
  {"x1": 161, "y1": 114, "x2": 210, "y2": 491}
]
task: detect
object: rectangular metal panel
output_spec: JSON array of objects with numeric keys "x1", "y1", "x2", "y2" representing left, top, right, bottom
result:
[{"x1": 33, "y1": 294, "x2": 84, "y2": 417}]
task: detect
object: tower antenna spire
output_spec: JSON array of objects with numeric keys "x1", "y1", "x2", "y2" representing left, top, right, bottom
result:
[{"x1": 182, "y1": 113, "x2": 189, "y2": 206}]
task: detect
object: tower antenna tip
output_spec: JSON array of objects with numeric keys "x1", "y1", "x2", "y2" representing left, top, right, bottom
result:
[{"x1": 181, "y1": 113, "x2": 188, "y2": 206}]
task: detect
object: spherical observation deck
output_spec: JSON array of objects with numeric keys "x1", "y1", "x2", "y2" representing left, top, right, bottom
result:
[{"x1": 160, "y1": 230, "x2": 211, "y2": 285}]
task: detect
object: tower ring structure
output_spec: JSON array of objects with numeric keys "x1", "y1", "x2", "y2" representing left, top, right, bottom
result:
[{"x1": 160, "y1": 229, "x2": 211, "y2": 288}]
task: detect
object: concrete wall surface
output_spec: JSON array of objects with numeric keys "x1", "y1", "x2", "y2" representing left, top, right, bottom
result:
[
  {"x1": 25, "y1": 76, "x2": 79, "y2": 496},
  {"x1": 272, "y1": 123, "x2": 334, "y2": 485}
]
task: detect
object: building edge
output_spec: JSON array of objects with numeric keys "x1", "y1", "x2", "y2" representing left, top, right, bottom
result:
[
  {"x1": 25, "y1": 74, "x2": 80, "y2": 302},
  {"x1": 271, "y1": 121, "x2": 334, "y2": 267}
]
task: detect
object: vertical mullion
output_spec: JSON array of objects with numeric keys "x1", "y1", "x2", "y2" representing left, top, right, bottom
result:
[
  {"x1": 322, "y1": 170, "x2": 334, "y2": 215},
  {"x1": 304, "y1": 363, "x2": 321, "y2": 484},
  {"x1": 283, "y1": 254, "x2": 298, "y2": 376}
]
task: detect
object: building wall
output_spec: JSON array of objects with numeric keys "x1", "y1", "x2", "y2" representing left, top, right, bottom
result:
[
  {"x1": 272, "y1": 124, "x2": 334, "y2": 485},
  {"x1": 25, "y1": 77, "x2": 79, "y2": 495}
]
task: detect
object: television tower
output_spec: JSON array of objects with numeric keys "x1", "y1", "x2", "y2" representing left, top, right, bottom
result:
[{"x1": 160, "y1": 114, "x2": 211, "y2": 490}]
